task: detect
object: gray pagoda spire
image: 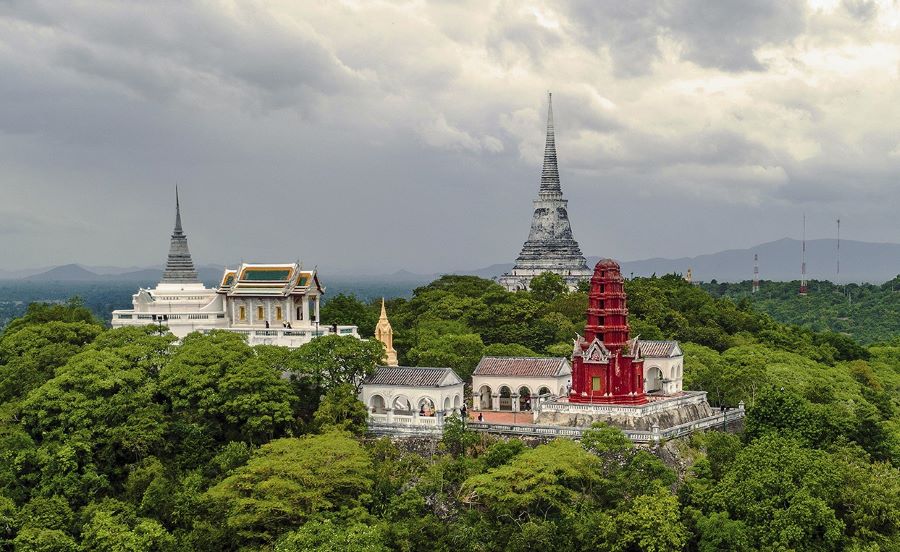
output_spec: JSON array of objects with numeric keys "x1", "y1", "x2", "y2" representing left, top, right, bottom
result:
[
  {"x1": 161, "y1": 187, "x2": 199, "y2": 283},
  {"x1": 539, "y1": 94, "x2": 562, "y2": 199},
  {"x1": 498, "y1": 93, "x2": 592, "y2": 292}
]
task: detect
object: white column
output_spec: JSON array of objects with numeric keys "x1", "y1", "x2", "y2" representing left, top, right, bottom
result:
[
  {"x1": 314, "y1": 296, "x2": 320, "y2": 324},
  {"x1": 491, "y1": 394, "x2": 499, "y2": 411},
  {"x1": 302, "y1": 294, "x2": 310, "y2": 324},
  {"x1": 512, "y1": 394, "x2": 519, "y2": 412}
]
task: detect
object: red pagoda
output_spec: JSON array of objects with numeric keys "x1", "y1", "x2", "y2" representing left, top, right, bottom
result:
[{"x1": 570, "y1": 259, "x2": 647, "y2": 404}]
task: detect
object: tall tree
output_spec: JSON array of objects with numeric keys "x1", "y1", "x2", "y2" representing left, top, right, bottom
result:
[
  {"x1": 159, "y1": 331, "x2": 294, "y2": 444},
  {"x1": 204, "y1": 433, "x2": 373, "y2": 548},
  {"x1": 293, "y1": 335, "x2": 384, "y2": 391},
  {"x1": 320, "y1": 294, "x2": 379, "y2": 338},
  {"x1": 20, "y1": 349, "x2": 167, "y2": 482},
  {"x1": 529, "y1": 272, "x2": 569, "y2": 303}
]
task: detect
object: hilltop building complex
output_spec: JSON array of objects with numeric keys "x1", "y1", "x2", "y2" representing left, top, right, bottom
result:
[
  {"x1": 111, "y1": 191, "x2": 359, "y2": 346},
  {"x1": 498, "y1": 93, "x2": 592, "y2": 291},
  {"x1": 536, "y1": 259, "x2": 712, "y2": 430}
]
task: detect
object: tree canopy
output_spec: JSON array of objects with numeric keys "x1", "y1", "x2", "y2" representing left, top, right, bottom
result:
[{"x1": 0, "y1": 277, "x2": 899, "y2": 550}]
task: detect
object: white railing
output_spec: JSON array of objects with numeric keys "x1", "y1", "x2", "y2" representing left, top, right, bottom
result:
[
  {"x1": 112, "y1": 317, "x2": 359, "y2": 347},
  {"x1": 392, "y1": 414, "x2": 416, "y2": 425},
  {"x1": 540, "y1": 391, "x2": 709, "y2": 416},
  {"x1": 369, "y1": 407, "x2": 745, "y2": 441},
  {"x1": 368, "y1": 413, "x2": 448, "y2": 435}
]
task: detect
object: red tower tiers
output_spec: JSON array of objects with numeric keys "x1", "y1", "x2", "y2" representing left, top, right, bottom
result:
[{"x1": 570, "y1": 259, "x2": 646, "y2": 404}]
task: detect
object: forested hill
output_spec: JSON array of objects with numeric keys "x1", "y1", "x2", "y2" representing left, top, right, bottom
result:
[
  {"x1": 1, "y1": 274, "x2": 900, "y2": 549},
  {"x1": 701, "y1": 276, "x2": 900, "y2": 344}
]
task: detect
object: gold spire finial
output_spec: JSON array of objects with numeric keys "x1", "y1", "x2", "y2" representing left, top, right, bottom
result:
[{"x1": 375, "y1": 298, "x2": 398, "y2": 366}]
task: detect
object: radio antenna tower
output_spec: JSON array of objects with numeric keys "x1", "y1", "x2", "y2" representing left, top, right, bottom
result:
[
  {"x1": 836, "y1": 218, "x2": 841, "y2": 281},
  {"x1": 752, "y1": 254, "x2": 760, "y2": 293},
  {"x1": 800, "y1": 214, "x2": 808, "y2": 296}
]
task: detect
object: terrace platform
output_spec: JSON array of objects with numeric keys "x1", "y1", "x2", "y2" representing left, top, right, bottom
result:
[{"x1": 535, "y1": 391, "x2": 728, "y2": 431}]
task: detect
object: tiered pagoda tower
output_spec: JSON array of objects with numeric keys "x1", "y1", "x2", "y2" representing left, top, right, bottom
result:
[
  {"x1": 499, "y1": 93, "x2": 592, "y2": 291},
  {"x1": 161, "y1": 187, "x2": 200, "y2": 284},
  {"x1": 570, "y1": 259, "x2": 646, "y2": 404}
]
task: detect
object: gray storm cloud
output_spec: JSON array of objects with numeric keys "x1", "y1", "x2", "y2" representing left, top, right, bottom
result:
[{"x1": 1, "y1": 0, "x2": 898, "y2": 273}]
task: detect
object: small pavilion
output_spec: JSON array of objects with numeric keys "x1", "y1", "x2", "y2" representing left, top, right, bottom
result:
[
  {"x1": 638, "y1": 340, "x2": 684, "y2": 395},
  {"x1": 360, "y1": 366, "x2": 465, "y2": 432},
  {"x1": 471, "y1": 357, "x2": 571, "y2": 412}
]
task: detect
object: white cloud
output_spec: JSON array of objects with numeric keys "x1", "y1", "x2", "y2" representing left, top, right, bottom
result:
[{"x1": 418, "y1": 114, "x2": 504, "y2": 153}]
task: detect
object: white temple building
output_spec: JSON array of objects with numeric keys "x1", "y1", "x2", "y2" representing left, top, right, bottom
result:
[
  {"x1": 111, "y1": 191, "x2": 359, "y2": 346},
  {"x1": 638, "y1": 340, "x2": 684, "y2": 395},
  {"x1": 471, "y1": 357, "x2": 572, "y2": 412},
  {"x1": 361, "y1": 305, "x2": 467, "y2": 434},
  {"x1": 361, "y1": 366, "x2": 465, "y2": 421},
  {"x1": 361, "y1": 366, "x2": 466, "y2": 436}
]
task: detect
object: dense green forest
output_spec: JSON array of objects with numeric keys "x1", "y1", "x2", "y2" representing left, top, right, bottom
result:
[
  {"x1": 0, "y1": 282, "x2": 149, "y2": 331},
  {"x1": 1, "y1": 274, "x2": 899, "y2": 550},
  {"x1": 701, "y1": 277, "x2": 900, "y2": 344}
]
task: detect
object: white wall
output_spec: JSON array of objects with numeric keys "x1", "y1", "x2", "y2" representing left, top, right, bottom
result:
[
  {"x1": 471, "y1": 374, "x2": 570, "y2": 410},
  {"x1": 643, "y1": 356, "x2": 683, "y2": 394},
  {"x1": 360, "y1": 383, "x2": 465, "y2": 419}
]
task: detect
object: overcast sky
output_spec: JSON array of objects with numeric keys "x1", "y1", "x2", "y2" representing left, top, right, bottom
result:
[{"x1": 1, "y1": 0, "x2": 899, "y2": 274}]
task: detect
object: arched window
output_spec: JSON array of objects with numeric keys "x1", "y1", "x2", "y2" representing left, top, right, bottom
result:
[
  {"x1": 645, "y1": 366, "x2": 663, "y2": 393},
  {"x1": 392, "y1": 396, "x2": 412, "y2": 414},
  {"x1": 499, "y1": 386, "x2": 512, "y2": 411},
  {"x1": 518, "y1": 386, "x2": 532, "y2": 411},
  {"x1": 478, "y1": 385, "x2": 492, "y2": 410},
  {"x1": 370, "y1": 395, "x2": 386, "y2": 414},
  {"x1": 418, "y1": 397, "x2": 436, "y2": 416}
]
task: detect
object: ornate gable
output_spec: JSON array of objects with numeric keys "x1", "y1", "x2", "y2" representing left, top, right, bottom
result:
[{"x1": 583, "y1": 338, "x2": 610, "y2": 364}]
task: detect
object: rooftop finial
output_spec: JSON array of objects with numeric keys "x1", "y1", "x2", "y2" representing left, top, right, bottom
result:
[
  {"x1": 539, "y1": 91, "x2": 561, "y2": 198},
  {"x1": 174, "y1": 185, "x2": 183, "y2": 235}
]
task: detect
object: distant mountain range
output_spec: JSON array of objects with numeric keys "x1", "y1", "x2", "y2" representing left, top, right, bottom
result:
[
  {"x1": 4, "y1": 238, "x2": 899, "y2": 284},
  {"x1": 15, "y1": 264, "x2": 227, "y2": 285},
  {"x1": 613, "y1": 238, "x2": 900, "y2": 283},
  {"x1": 378, "y1": 238, "x2": 900, "y2": 283},
  {"x1": 396, "y1": 238, "x2": 900, "y2": 284}
]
